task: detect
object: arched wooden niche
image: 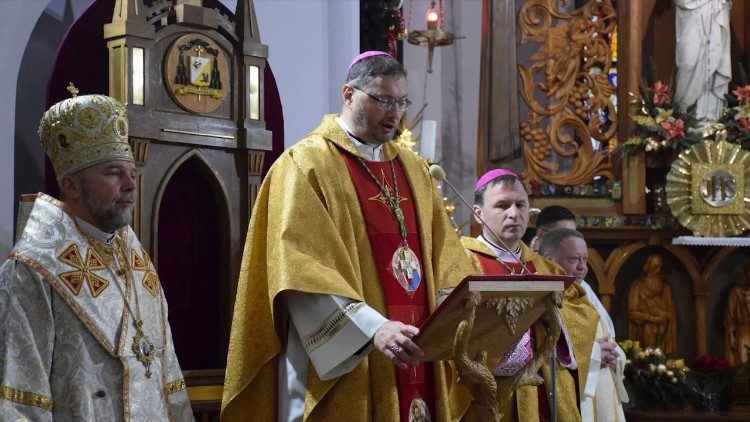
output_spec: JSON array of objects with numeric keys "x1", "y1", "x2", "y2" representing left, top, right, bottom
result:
[
  {"x1": 700, "y1": 247, "x2": 750, "y2": 361},
  {"x1": 153, "y1": 150, "x2": 231, "y2": 370},
  {"x1": 606, "y1": 243, "x2": 703, "y2": 357}
]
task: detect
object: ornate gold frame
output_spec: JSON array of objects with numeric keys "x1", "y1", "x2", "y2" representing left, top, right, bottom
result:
[{"x1": 666, "y1": 141, "x2": 750, "y2": 237}]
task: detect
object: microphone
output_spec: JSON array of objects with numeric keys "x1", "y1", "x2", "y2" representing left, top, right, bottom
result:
[{"x1": 429, "y1": 164, "x2": 532, "y2": 274}]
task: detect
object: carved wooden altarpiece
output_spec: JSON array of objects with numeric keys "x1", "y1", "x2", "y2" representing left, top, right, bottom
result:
[{"x1": 477, "y1": 0, "x2": 750, "y2": 366}]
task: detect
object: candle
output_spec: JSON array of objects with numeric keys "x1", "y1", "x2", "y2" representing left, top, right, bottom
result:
[{"x1": 420, "y1": 120, "x2": 437, "y2": 161}]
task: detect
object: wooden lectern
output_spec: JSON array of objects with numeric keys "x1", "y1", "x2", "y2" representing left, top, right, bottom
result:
[{"x1": 414, "y1": 274, "x2": 572, "y2": 421}]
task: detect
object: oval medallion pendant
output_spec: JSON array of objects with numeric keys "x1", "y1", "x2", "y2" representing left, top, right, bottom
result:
[
  {"x1": 391, "y1": 245, "x2": 422, "y2": 293},
  {"x1": 131, "y1": 319, "x2": 155, "y2": 378},
  {"x1": 408, "y1": 397, "x2": 431, "y2": 421}
]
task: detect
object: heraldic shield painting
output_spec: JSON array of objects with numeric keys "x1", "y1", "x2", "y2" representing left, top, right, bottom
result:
[{"x1": 164, "y1": 33, "x2": 228, "y2": 114}]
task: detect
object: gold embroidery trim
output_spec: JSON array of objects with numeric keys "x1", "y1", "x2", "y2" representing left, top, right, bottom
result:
[
  {"x1": 301, "y1": 302, "x2": 364, "y2": 353},
  {"x1": 165, "y1": 379, "x2": 186, "y2": 395},
  {"x1": 0, "y1": 385, "x2": 55, "y2": 412},
  {"x1": 142, "y1": 271, "x2": 160, "y2": 296},
  {"x1": 56, "y1": 243, "x2": 110, "y2": 297},
  {"x1": 10, "y1": 253, "x2": 117, "y2": 356},
  {"x1": 131, "y1": 248, "x2": 148, "y2": 271}
]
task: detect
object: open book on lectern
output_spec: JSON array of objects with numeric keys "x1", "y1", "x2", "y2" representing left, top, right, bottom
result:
[{"x1": 414, "y1": 274, "x2": 574, "y2": 362}]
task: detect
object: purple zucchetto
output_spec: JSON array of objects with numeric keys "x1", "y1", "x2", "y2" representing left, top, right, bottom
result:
[
  {"x1": 347, "y1": 51, "x2": 392, "y2": 72},
  {"x1": 474, "y1": 168, "x2": 519, "y2": 192}
]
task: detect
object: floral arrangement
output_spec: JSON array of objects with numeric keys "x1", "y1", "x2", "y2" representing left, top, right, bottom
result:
[
  {"x1": 620, "y1": 340, "x2": 688, "y2": 380},
  {"x1": 620, "y1": 79, "x2": 703, "y2": 156},
  {"x1": 619, "y1": 340, "x2": 688, "y2": 410},
  {"x1": 684, "y1": 355, "x2": 734, "y2": 411},
  {"x1": 717, "y1": 66, "x2": 750, "y2": 148},
  {"x1": 619, "y1": 340, "x2": 733, "y2": 411},
  {"x1": 619, "y1": 340, "x2": 690, "y2": 409}
]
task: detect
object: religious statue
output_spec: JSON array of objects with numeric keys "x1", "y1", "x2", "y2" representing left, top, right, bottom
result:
[
  {"x1": 725, "y1": 264, "x2": 750, "y2": 366},
  {"x1": 628, "y1": 255, "x2": 678, "y2": 354},
  {"x1": 674, "y1": 0, "x2": 732, "y2": 125}
]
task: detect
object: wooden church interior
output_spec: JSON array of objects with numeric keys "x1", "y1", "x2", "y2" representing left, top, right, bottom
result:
[{"x1": 11, "y1": 0, "x2": 750, "y2": 419}]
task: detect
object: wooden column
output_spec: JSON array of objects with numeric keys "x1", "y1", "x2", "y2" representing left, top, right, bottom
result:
[
  {"x1": 129, "y1": 138, "x2": 149, "y2": 240},
  {"x1": 694, "y1": 293, "x2": 708, "y2": 356},
  {"x1": 618, "y1": 0, "x2": 646, "y2": 214},
  {"x1": 247, "y1": 150, "x2": 265, "y2": 214},
  {"x1": 476, "y1": 0, "x2": 519, "y2": 175}
]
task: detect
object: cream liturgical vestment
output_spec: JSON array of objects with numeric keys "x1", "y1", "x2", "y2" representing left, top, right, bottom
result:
[
  {"x1": 0, "y1": 194, "x2": 193, "y2": 421},
  {"x1": 578, "y1": 281, "x2": 627, "y2": 422}
]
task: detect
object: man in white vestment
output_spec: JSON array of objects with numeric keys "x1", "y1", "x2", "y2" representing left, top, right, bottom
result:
[
  {"x1": 674, "y1": 0, "x2": 732, "y2": 124},
  {"x1": 539, "y1": 228, "x2": 628, "y2": 422},
  {"x1": 0, "y1": 90, "x2": 193, "y2": 421}
]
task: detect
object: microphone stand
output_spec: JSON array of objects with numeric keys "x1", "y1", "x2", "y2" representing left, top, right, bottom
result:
[{"x1": 550, "y1": 347, "x2": 557, "y2": 422}]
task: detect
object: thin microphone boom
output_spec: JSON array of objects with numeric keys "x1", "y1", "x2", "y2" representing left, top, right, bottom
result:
[{"x1": 429, "y1": 164, "x2": 532, "y2": 274}]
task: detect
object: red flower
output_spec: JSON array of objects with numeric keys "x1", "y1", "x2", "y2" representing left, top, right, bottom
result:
[
  {"x1": 694, "y1": 355, "x2": 731, "y2": 371},
  {"x1": 737, "y1": 117, "x2": 750, "y2": 132},
  {"x1": 660, "y1": 118, "x2": 685, "y2": 140},
  {"x1": 733, "y1": 85, "x2": 750, "y2": 103},
  {"x1": 652, "y1": 81, "x2": 671, "y2": 106}
]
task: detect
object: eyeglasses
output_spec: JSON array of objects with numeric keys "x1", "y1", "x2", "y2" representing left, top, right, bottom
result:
[{"x1": 352, "y1": 86, "x2": 412, "y2": 111}]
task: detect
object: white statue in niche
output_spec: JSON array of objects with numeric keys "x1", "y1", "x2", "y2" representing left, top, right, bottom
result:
[{"x1": 674, "y1": 0, "x2": 732, "y2": 125}]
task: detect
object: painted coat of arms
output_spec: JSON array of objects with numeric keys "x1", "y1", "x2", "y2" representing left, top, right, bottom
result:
[{"x1": 174, "y1": 39, "x2": 223, "y2": 99}]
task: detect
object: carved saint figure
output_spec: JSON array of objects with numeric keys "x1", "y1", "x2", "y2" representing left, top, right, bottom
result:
[
  {"x1": 628, "y1": 255, "x2": 678, "y2": 354},
  {"x1": 725, "y1": 264, "x2": 750, "y2": 366}
]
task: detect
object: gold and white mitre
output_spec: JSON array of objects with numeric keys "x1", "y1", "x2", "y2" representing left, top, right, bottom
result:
[{"x1": 38, "y1": 84, "x2": 134, "y2": 177}]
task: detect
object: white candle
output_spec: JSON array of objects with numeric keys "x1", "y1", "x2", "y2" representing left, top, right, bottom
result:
[{"x1": 420, "y1": 120, "x2": 437, "y2": 161}]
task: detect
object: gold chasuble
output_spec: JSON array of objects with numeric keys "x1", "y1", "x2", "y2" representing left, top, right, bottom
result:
[
  {"x1": 222, "y1": 115, "x2": 476, "y2": 421},
  {"x1": 461, "y1": 237, "x2": 599, "y2": 422}
]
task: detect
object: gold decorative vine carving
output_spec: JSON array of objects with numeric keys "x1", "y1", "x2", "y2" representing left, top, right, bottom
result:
[
  {"x1": 484, "y1": 296, "x2": 535, "y2": 335},
  {"x1": 518, "y1": 0, "x2": 617, "y2": 185}
]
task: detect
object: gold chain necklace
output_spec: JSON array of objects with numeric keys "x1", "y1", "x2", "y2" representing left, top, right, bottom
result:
[
  {"x1": 82, "y1": 231, "x2": 156, "y2": 378},
  {"x1": 482, "y1": 236, "x2": 526, "y2": 274},
  {"x1": 355, "y1": 156, "x2": 422, "y2": 293},
  {"x1": 356, "y1": 157, "x2": 407, "y2": 239}
]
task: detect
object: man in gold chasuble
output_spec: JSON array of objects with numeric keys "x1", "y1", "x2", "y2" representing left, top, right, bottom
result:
[
  {"x1": 460, "y1": 169, "x2": 599, "y2": 422},
  {"x1": 0, "y1": 92, "x2": 193, "y2": 421},
  {"x1": 540, "y1": 228, "x2": 628, "y2": 422},
  {"x1": 222, "y1": 52, "x2": 477, "y2": 421}
]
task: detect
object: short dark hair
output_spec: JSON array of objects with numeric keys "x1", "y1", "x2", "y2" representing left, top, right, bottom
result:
[
  {"x1": 536, "y1": 205, "x2": 576, "y2": 230},
  {"x1": 538, "y1": 227, "x2": 584, "y2": 255},
  {"x1": 474, "y1": 175, "x2": 520, "y2": 206},
  {"x1": 346, "y1": 55, "x2": 406, "y2": 89}
]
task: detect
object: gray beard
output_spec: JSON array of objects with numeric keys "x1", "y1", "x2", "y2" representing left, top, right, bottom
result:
[{"x1": 81, "y1": 185, "x2": 132, "y2": 233}]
